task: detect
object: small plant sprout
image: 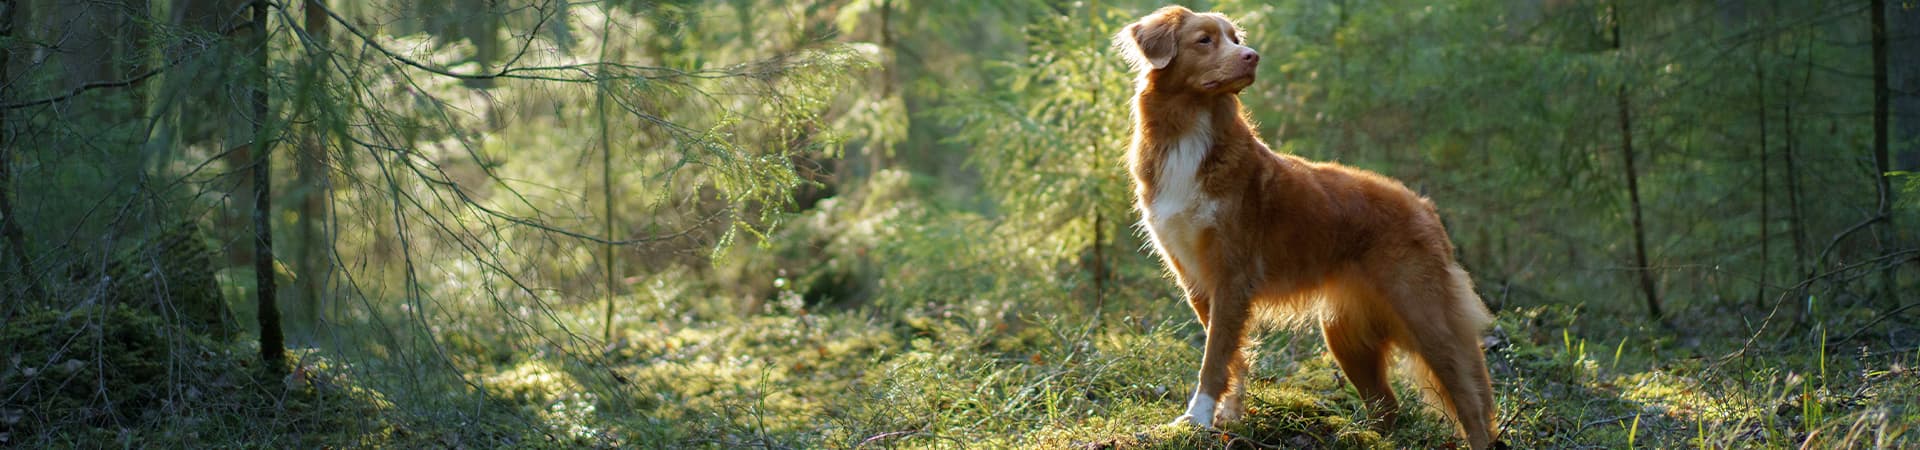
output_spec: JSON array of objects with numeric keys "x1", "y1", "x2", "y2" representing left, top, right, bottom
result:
[
  {"x1": 1627, "y1": 412, "x2": 1641, "y2": 448},
  {"x1": 1612, "y1": 337, "x2": 1627, "y2": 372}
]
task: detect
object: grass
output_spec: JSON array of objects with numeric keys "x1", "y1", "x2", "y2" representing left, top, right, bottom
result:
[
  {"x1": 9, "y1": 277, "x2": 1916, "y2": 448},
  {"x1": 5, "y1": 207, "x2": 1916, "y2": 449}
]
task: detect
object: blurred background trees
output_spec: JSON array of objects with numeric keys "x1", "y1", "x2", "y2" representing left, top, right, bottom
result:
[{"x1": 0, "y1": 0, "x2": 1914, "y2": 447}]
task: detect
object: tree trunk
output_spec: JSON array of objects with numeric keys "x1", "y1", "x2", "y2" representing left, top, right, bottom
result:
[
  {"x1": 1891, "y1": 0, "x2": 1919, "y2": 172},
  {"x1": 48, "y1": 0, "x2": 150, "y2": 206},
  {"x1": 292, "y1": 0, "x2": 331, "y2": 340},
  {"x1": 1614, "y1": 4, "x2": 1661, "y2": 320},
  {"x1": 1087, "y1": 0, "x2": 1105, "y2": 324},
  {"x1": 174, "y1": 0, "x2": 257, "y2": 268},
  {"x1": 871, "y1": 0, "x2": 894, "y2": 171},
  {"x1": 0, "y1": 0, "x2": 37, "y2": 303},
  {"x1": 597, "y1": 7, "x2": 617, "y2": 343},
  {"x1": 161, "y1": 0, "x2": 246, "y2": 153},
  {"x1": 52, "y1": 0, "x2": 149, "y2": 110},
  {"x1": 1754, "y1": 43, "x2": 1770, "y2": 310},
  {"x1": 1871, "y1": 0, "x2": 1899, "y2": 305},
  {"x1": 1619, "y1": 87, "x2": 1660, "y2": 320},
  {"x1": 461, "y1": 0, "x2": 499, "y2": 91},
  {"x1": 249, "y1": 0, "x2": 283, "y2": 367},
  {"x1": 0, "y1": 134, "x2": 29, "y2": 303},
  {"x1": 1787, "y1": 31, "x2": 1812, "y2": 323}
]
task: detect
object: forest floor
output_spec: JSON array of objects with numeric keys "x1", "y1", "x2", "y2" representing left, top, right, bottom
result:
[{"x1": 5, "y1": 280, "x2": 1917, "y2": 449}]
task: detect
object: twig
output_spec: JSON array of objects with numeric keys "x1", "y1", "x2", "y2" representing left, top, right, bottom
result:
[
  {"x1": 1813, "y1": 214, "x2": 1886, "y2": 271},
  {"x1": 855, "y1": 429, "x2": 922, "y2": 448},
  {"x1": 1830, "y1": 302, "x2": 1920, "y2": 348},
  {"x1": 1721, "y1": 248, "x2": 1920, "y2": 364},
  {"x1": 1582, "y1": 414, "x2": 1639, "y2": 429},
  {"x1": 309, "y1": 0, "x2": 781, "y2": 83},
  {"x1": 0, "y1": 59, "x2": 184, "y2": 110},
  {"x1": 1, "y1": 12, "x2": 261, "y2": 110}
]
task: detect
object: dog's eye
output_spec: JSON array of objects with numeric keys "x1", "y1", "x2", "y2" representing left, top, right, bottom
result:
[{"x1": 1198, "y1": 36, "x2": 1212, "y2": 45}]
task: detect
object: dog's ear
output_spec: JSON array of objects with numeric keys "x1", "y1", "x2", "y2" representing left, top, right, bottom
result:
[{"x1": 1115, "y1": 12, "x2": 1180, "y2": 71}]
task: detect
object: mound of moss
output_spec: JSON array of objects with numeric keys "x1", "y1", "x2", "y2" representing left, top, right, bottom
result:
[
  {"x1": 0, "y1": 303, "x2": 386, "y2": 447},
  {"x1": 67, "y1": 220, "x2": 235, "y2": 339},
  {"x1": 1, "y1": 304, "x2": 195, "y2": 439}
]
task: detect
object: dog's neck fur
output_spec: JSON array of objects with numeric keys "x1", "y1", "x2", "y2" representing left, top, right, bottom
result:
[{"x1": 1126, "y1": 86, "x2": 1257, "y2": 203}]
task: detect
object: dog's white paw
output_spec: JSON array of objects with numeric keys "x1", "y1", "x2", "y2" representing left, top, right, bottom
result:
[
  {"x1": 1169, "y1": 392, "x2": 1218, "y2": 428},
  {"x1": 1168, "y1": 413, "x2": 1212, "y2": 428}
]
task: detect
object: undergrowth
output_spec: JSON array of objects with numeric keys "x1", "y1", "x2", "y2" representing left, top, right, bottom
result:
[
  {"x1": 0, "y1": 304, "x2": 390, "y2": 448},
  {"x1": 11, "y1": 283, "x2": 1914, "y2": 448},
  {"x1": 4, "y1": 177, "x2": 1914, "y2": 448}
]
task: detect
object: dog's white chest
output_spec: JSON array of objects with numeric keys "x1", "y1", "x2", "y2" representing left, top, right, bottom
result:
[{"x1": 1142, "y1": 115, "x2": 1219, "y2": 278}]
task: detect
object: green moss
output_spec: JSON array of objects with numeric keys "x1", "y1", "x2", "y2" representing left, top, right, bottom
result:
[
  {"x1": 0, "y1": 305, "x2": 392, "y2": 448},
  {"x1": 2, "y1": 304, "x2": 183, "y2": 435}
]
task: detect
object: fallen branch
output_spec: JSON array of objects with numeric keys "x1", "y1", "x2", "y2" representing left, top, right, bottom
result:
[
  {"x1": 855, "y1": 429, "x2": 921, "y2": 449},
  {"x1": 1830, "y1": 301, "x2": 1920, "y2": 347},
  {"x1": 1813, "y1": 214, "x2": 1886, "y2": 271},
  {"x1": 1721, "y1": 248, "x2": 1920, "y2": 366}
]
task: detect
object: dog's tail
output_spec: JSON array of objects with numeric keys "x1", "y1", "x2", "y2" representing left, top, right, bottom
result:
[{"x1": 1404, "y1": 262, "x2": 1497, "y2": 448}]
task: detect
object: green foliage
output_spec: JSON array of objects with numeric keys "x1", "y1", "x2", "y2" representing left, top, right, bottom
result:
[
  {"x1": 1213, "y1": 0, "x2": 1899, "y2": 309},
  {"x1": 928, "y1": 5, "x2": 1150, "y2": 313},
  {"x1": 3, "y1": 0, "x2": 1917, "y2": 448}
]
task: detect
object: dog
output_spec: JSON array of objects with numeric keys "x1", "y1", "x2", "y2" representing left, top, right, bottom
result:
[{"x1": 1114, "y1": 6, "x2": 1499, "y2": 449}]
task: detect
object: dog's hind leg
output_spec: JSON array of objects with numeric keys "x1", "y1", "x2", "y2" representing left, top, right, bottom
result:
[{"x1": 1388, "y1": 263, "x2": 1497, "y2": 449}]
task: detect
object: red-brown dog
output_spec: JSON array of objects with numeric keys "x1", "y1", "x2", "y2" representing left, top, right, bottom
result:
[{"x1": 1115, "y1": 6, "x2": 1498, "y2": 448}]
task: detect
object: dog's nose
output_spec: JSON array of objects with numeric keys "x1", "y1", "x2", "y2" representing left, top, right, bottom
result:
[{"x1": 1242, "y1": 50, "x2": 1259, "y2": 64}]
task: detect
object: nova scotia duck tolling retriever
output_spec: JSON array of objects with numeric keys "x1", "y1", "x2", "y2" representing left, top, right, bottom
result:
[{"x1": 1114, "y1": 6, "x2": 1499, "y2": 448}]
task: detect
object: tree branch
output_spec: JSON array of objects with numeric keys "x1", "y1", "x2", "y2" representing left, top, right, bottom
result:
[
  {"x1": 307, "y1": 0, "x2": 781, "y2": 84},
  {"x1": 0, "y1": 16, "x2": 258, "y2": 110},
  {"x1": 0, "y1": 67, "x2": 166, "y2": 110}
]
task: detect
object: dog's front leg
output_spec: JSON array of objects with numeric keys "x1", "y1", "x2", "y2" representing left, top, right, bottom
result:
[
  {"x1": 1171, "y1": 282, "x2": 1253, "y2": 428},
  {"x1": 1191, "y1": 283, "x2": 1250, "y2": 425}
]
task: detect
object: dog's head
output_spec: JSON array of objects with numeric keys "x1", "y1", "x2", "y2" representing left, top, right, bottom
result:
[{"x1": 1115, "y1": 6, "x2": 1260, "y2": 94}]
